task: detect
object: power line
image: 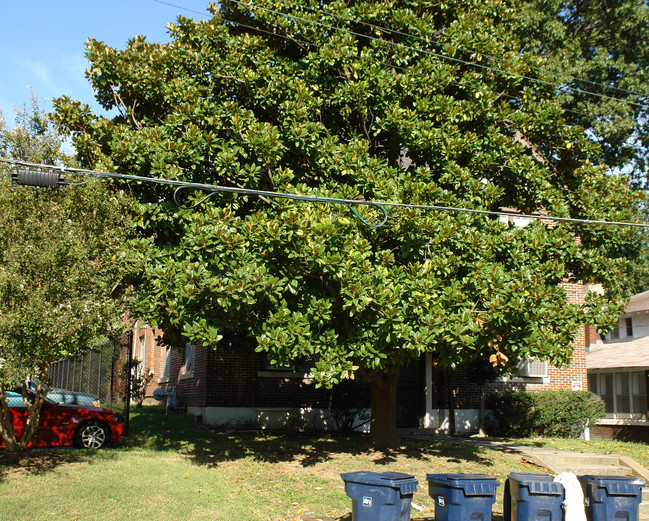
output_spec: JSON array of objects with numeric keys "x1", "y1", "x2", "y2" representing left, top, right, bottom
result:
[
  {"x1": 224, "y1": 0, "x2": 648, "y2": 110},
  {"x1": 151, "y1": 0, "x2": 603, "y2": 123},
  {"x1": 3, "y1": 158, "x2": 648, "y2": 229},
  {"x1": 149, "y1": 0, "x2": 647, "y2": 112},
  {"x1": 272, "y1": 0, "x2": 648, "y2": 102},
  {"x1": 149, "y1": 0, "x2": 209, "y2": 18}
]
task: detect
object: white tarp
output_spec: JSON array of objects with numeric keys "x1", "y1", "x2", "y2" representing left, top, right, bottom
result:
[{"x1": 553, "y1": 472, "x2": 587, "y2": 521}]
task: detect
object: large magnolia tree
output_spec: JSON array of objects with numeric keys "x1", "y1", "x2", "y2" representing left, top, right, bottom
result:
[
  {"x1": 53, "y1": 0, "x2": 645, "y2": 446},
  {"x1": 0, "y1": 100, "x2": 139, "y2": 453}
]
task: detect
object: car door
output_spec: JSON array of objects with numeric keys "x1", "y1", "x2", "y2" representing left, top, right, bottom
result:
[
  {"x1": 3, "y1": 392, "x2": 75, "y2": 448},
  {"x1": 33, "y1": 400, "x2": 79, "y2": 447}
]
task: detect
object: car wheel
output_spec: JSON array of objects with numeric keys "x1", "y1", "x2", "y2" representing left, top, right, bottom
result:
[{"x1": 75, "y1": 420, "x2": 109, "y2": 449}]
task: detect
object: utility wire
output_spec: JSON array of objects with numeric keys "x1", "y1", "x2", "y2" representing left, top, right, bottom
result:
[
  {"x1": 272, "y1": 0, "x2": 648, "y2": 101},
  {"x1": 150, "y1": 0, "x2": 605, "y2": 123},
  {"x1": 149, "y1": 0, "x2": 209, "y2": 18},
  {"x1": 149, "y1": 0, "x2": 646, "y2": 117},
  {"x1": 223, "y1": 0, "x2": 648, "y2": 110},
  {"x1": 3, "y1": 158, "x2": 648, "y2": 229}
]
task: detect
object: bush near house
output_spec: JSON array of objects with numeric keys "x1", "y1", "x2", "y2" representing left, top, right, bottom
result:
[{"x1": 487, "y1": 390, "x2": 605, "y2": 438}]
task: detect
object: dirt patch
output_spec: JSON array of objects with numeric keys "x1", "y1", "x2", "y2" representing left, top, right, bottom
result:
[{"x1": 0, "y1": 449, "x2": 86, "y2": 477}]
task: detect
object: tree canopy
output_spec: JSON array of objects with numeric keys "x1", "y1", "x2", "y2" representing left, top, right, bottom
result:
[
  {"x1": 513, "y1": 0, "x2": 649, "y2": 185},
  {"x1": 0, "y1": 100, "x2": 139, "y2": 452},
  {"x1": 53, "y1": 0, "x2": 646, "y2": 446}
]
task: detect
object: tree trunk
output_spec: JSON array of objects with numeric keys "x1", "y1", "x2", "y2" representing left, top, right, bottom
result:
[
  {"x1": 0, "y1": 366, "x2": 50, "y2": 456},
  {"x1": 0, "y1": 389, "x2": 20, "y2": 453},
  {"x1": 369, "y1": 371, "x2": 399, "y2": 448},
  {"x1": 478, "y1": 382, "x2": 487, "y2": 437}
]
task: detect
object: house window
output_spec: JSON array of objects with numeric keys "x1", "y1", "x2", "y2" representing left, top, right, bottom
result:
[
  {"x1": 259, "y1": 356, "x2": 317, "y2": 378},
  {"x1": 610, "y1": 323, "x2": 620, "y2": 340},
  {"x1": 180, "y1": 343, "x2": 195, "y2": 380},
  {"x1": 591, "y1": 372, "x2": 647, "y2": 420},
  {"x1": 599, "y1": 373, "x2": 614, "y2": 417},
  {"x1": 615, "y1": 373, "x2": 631, "y2": 418},
  {"x1": 588, "y1": 374, "x2": 597, "y2": 394},
  {"x1": 137, "y1": 333, "x2": 146, "y2": 374},
  {"x1": 159, "y1": 346, "x2": 171, "y2": 384},
  {"x1": 626, "y1": 317, "x2": 633, "y2": 338},
  {"x1": 631, "y1": 372, "x2": 647, "y2": 420}
]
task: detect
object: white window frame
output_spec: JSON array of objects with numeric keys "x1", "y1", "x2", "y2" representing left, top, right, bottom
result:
[
  {"x1": 137, "y1": 333, "x2": 146, "y2": 375},
  {"x1": 258, "y1": 356, "x2": 317, "y2": 379},
  {"x1": 626, "y1": 317, "x2": 634, "y2": 338}
]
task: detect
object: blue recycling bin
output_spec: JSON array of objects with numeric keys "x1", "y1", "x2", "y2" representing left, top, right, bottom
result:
[
  {"x1": 341, "y1": 471, "x2": 418, "y2": 521},
  {"x1": 578, "y1": 475, "x2": 645, "y2": 521},
  {"x1": 503, "y1": 472, "x2": 564, "y2": 521},
  {"x1": 426, "y1": 473, "x2": 499, "y2": 521}
]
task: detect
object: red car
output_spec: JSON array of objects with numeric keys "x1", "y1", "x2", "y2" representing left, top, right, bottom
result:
[{"x1": 1, "y1": 390, "x2": 126, "y2": 449}]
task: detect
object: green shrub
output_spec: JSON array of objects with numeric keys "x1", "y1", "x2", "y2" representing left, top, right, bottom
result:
[
  {"x1": 533, "y1": 390, "x2": 605, "y2": 437},
  {"x1": 486, "y1": 390, "x2": 538, "y2": 437},
  {"x1": 486, "y1": 390, "x2": 605, "y2": 438}
]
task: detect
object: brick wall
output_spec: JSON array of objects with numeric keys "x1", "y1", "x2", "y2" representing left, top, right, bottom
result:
[
  {"x1": 429, "y1": 281, "x2": 589, "y2": 409},
  {"x1": 159, "y1": 340, "x2": 369, "y2": 411},
  {"x1": 591, "y1": 425, "x2": 649, "y2": 443},
  {"x1": 132, "y1": 325, "x2": 168, "y2": 401}
]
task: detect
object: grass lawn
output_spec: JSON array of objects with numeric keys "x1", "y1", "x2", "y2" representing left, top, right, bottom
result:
[{"x1": 0, "y1": 407, "x2": 647, "y2": 521}]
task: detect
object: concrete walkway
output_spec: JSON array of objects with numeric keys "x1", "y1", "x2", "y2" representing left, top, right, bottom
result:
[{"x1": 512, "y1": 444, "x2": 649, "y2": 520}]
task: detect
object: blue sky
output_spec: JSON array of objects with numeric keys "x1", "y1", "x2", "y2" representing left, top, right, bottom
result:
[{"x1": 0, "y1": 0, "x2": 211, "y2": 126}]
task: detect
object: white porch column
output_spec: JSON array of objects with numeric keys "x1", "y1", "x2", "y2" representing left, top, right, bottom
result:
[{"x1": 423, "y1": 352, "x2": 433, "y2": 428}]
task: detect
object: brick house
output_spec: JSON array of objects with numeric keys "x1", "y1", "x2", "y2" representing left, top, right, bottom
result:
[
  {"x1": 129, "y1": 280, "x2": 589, "y2": 435},
  {"x1": 131, "y1": 324, "x2": 371, "y2": 431},
  {"x1": 127, "y1": 210, "x2": 592, "y2": 434},
  {"x1": 421, "y1": 280, "x2": 589, "y2": 434},
  {"x1": 587, "y1": 290, "x2": 649, "y2": 442}
]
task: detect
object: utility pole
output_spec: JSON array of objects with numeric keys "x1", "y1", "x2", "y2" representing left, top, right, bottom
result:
[{"x1": 124, "y1": 332, "x2": 133, "y2": 436}]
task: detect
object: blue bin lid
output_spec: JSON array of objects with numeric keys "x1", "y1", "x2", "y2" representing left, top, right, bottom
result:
[
  {"x1": 426, "y1": 474, "x2": 499, "y2": 496},
  {"x1": 341, "y1": 471, "x2": 418, "y2": 494},
  {"x1": 578, "y1": 475, "x2": 645, "y2": 496},
  {"x1": 508, "y1": 472, "x2": 563, "y2": 495}
]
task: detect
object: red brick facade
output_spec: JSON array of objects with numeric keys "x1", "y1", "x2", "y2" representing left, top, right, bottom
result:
[
  {"x1": 132, "y1": 327, "x2": 369, "y2": 413},
  {"x1": 130, "y1": 281, "x2": 588, "y2": 432},
  {"x1": 590, "y1": 424, "x2": 649, "y2": 442}
]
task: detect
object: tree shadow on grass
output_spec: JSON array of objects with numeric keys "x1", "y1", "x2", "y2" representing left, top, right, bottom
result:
[
  {"x1": 125, "y1": 407, "x2": 499, "y2": 470},
  {"x1": 0, "y1": 449, "x2": 90, "y2": 481},
  {"x1": 0, "y1": 407, "x2": 512, "y2": 482}
]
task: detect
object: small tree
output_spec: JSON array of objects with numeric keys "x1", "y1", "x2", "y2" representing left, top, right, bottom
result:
[
  {"x1": 0, "y1": 99, "x2": 141, "y2": 454},
  {"x1": 467, "y1": 359, "x2": 500, "y2": 437}
]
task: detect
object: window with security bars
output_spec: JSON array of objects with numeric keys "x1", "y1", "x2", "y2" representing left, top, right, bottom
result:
[{"x1": 590, "y1": 372, "x2": 647, "y2": 420}]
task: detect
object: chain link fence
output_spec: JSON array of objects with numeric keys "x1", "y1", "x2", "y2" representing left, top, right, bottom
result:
[{"x1": 49, "y1": 338, "x2": 129, "y2": 413}]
